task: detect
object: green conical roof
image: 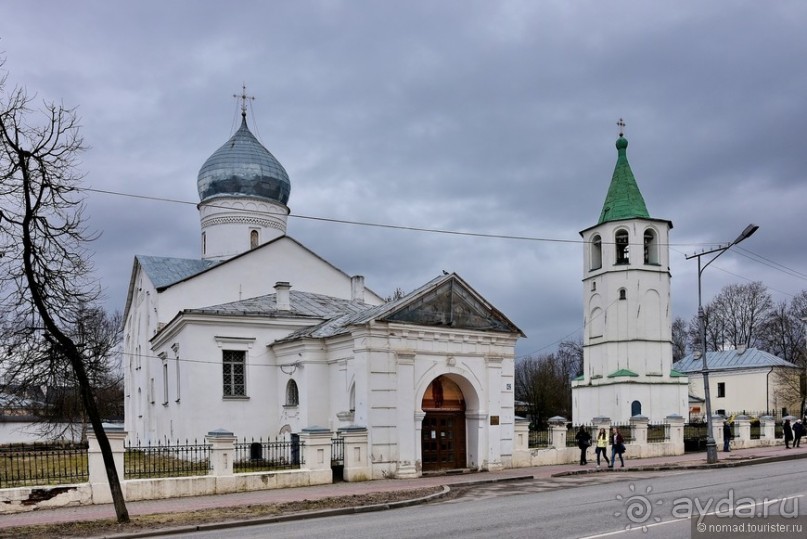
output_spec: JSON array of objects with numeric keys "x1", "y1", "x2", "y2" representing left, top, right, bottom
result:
[{"x1": 597, "y1": 136, "x2": 650, "y2": 224}]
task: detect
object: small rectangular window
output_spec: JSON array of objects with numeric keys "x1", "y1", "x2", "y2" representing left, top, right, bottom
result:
[
  {"x1": 717, "y1": 382, "x2": 725, "y2": 398},
  {"x1": 223, "y1": 350, "x2": 246, "y2": 397}
]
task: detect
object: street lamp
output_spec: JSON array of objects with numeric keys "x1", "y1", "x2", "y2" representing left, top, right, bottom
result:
[{"x1": 685, "y1": 223, "x2": 759, "y2": 464}]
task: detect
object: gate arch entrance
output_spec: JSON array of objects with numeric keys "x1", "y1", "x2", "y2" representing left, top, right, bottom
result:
[{"x1": 421, "y1": 375, "x2": 466, "y2": 471}]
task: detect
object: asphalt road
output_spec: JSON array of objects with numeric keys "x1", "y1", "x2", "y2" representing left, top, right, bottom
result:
[{"x1": 161, "y1": 461, "x2": 807, "y2": 538}]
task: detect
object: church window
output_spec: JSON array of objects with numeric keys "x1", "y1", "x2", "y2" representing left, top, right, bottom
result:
[
  {"x1": 717, "y1": 382, "x2": 725, "y2": 398},
  {"x1": 160, "y1": 353, "x2": 168, "y2": 405},
  {"x1": 202, "y1": 232, "x2": 206, "y2": 255},
  {"x1": 223, "y1": 350, "x2": 246, "y2": 397},
  {"x1": 619, "y1": 288, "x2": 627, "y2": 300},
  {"x1": 285, "y1": 380, "x2": 299, "y2": 406},
  {"x1": 250, "y1": 229, "x2": 259, "y2": 249},
  {"x1": 644, "y1": 229, "x2": 659, "y2": 265},
  {"x1": 591, "y1": 281, "x2": 596, "y2": 292},
  {"x1": 349, "y1": 383, "x2": 356, "y2": 412},
  {"x1": 631, "y1": 400, "x2": 642, "y2": 417},
  {"x1": 615, "y1": 230, "x2": 630, "y2": 265},
  {"x1": 590, "y1": 235, "x2": 602, "y2": 270}
]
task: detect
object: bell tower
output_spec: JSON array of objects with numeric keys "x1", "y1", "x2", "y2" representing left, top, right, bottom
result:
[{"x1": 572, "y1": 121, "x2": 687, "y2": 423}]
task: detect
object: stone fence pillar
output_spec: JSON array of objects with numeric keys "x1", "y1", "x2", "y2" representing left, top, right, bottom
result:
[
  {"x1": 206, "y1": 428, "x2": 236, "y2": 477},
  {"x1": 87, "y1": 424, "x2": 127, "y2": 504},
  {"x1": 760, "y1": 416, "x2": 776, "y2": 445},
  {"x1": 734, "y1": 415, "x2": 751, "y2": 448},
  {"x1": 712, "y1": 415, "x2": 725, "y2": 446},
  {"x1": 630, "y1": 415, "x2": 649, "y2": 446},
  {"x1": 339, "y1": 426, "x2": 372, "y2": 482},
  {"x1": 665, "y1": 414, "x2": 685, "y2": 449},
  {"x1": 514, "y1": 417, "x2": 530, "y2": 452},
  {"x1": 300, "y1": 426, "x2": 333, "y2": 484},
  {"x1": 548, "y1": 416, "x2": 567, "y2": 450}
]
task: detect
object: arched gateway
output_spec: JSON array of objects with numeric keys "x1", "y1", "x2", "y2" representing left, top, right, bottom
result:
[{"x1": 421, "y1": 375, "x2": 467, "y2": 471}]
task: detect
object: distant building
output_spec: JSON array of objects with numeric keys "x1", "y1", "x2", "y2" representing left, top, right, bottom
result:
[
  {"x1": 673, "y1": 347, "x2": 801, "y2": 420},
  {"x1": 122, "y1": 101, "x2": 523, "y2": 477},
  {"x1": 572, "y1": 130, "x2": 688, "y2": 423}
]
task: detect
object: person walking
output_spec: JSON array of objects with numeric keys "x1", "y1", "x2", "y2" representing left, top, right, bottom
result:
[
  {"x1": 722, "y1": 421, "x2": 732, "y2": 452},
  {"x1": 609, "y1": 427, "x2": 625, "y2": 468},
  {"x1": 784, "y1": 419, "x2": 793, "y2": 449},
  {"x1": 575, "y1": 425, "x2": 592, "y2": 465},
  {"x1": 595, "y1": 428, "x2": 608, "y2": 468},
  {"x1": 793, "y1": 419, "x2": 805, "y2": 448}
]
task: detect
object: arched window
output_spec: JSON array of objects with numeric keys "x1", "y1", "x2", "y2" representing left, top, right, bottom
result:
[
  {"x1": 285, "y1": 379, "x2": 299, "y2": 406},
  {"x1": 250, "y1": 230, "x2": 259, "y2": 249},
  {"x1": 631, "y1": 400, "x2": 642, "y2": 417},
  {"x1": 615, "y1": 230, "x2": 629, "y2": 265},
  {"x1": 349, "y1": 383, "x2": 355, "y2": 412},
  {"x1": 644, "y1": 229, "x2": 658, "y2": 265},
  {"x1": 202, "y1": 232, "x2": 206, "y2": 255},
  {"x1": 619, "y1": 288, "x2": 627, "y2": 300},
  {"x1": 590, "y1": 235, "x2": 602, "y2": 270}
]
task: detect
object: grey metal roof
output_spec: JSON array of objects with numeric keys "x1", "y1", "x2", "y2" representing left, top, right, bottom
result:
[
  {"x1": 137, "y1": 255, "x2": 220, "y2": 290},
  {"x1": 197, "y1": 116, "x2": 290, "y2": 205},
  {"x1": 673, "y1": 348, "x2": 797, "y2": 373},
  {"x1": 274, "y1": 272, "x2": 524, "y2": 344},
  {"x1": 186, "y1": 290, "x2": 371, "y2": 319}
]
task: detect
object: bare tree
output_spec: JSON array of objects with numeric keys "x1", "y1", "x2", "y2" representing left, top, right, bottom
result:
[
  {"x1": 671, "y1": 316, "x2": 689, "y2": 362},
  {"x1": 514, "y1": 338, "x2": 582, "y2": 426},
  {"x1": 761, "y1": 291, "x2": 807, "y2": 415},
  {"x1": 0, "y1": 64, "x2": 129, "y2": 522},
  {"x1": 687, "y1": 282, "x2": 773, "y2": 352}
]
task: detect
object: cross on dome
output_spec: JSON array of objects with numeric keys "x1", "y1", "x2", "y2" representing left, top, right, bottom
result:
[
  {"x1": 617, "y1": 118, "x2": 626, "y2": 137},
  {"x1": 234, "y1": 83, "x2": 255, "y2": 118}
]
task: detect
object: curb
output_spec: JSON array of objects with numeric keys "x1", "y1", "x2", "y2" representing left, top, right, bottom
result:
[
  {"x1": 95, "y1": 485, "x2": 453, "y2": 539},
  {"x1": 551, "y1": 450, "x2": 807, "y2": 477}
]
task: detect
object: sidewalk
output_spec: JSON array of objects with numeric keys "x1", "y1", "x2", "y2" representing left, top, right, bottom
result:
[{"x1": 2, "y1": 443, "x2": 805, "y2": 532}]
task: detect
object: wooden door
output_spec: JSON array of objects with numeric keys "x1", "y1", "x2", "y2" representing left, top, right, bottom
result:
[{"x1": 421, "y1": 412, "x2": 466, "y2": 471}]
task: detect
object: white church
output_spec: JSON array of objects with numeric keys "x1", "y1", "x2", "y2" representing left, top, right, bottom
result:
[
  {"x1": 122, "y1": 99, "x2": 524, "y2": 477},
  {"x1": 571, "y1": 126, "x2": 688, "y2": 423}
]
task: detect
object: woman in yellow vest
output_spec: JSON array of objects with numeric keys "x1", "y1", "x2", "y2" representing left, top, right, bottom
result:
[{"x1": 595, "y1": 428, "x2": 608, "y2": 468}]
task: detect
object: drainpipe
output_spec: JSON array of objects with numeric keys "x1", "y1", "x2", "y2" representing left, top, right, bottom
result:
[{"x1": 766, "y1": 366, "x2": 774, "y2": 416}]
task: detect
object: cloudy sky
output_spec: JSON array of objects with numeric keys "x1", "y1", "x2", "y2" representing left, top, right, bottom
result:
[{"x1": 2, "y1": 1, "x2": 806, "y2": 357}]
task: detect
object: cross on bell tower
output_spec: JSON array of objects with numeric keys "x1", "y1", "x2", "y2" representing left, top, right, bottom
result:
[{"x1": 617, "y1": 118, "x2": 626, "y2": 137}]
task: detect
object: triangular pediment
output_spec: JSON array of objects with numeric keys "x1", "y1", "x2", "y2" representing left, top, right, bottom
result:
[{"x1": 381, "y1": 277, "x2": 520, "y2": 334}]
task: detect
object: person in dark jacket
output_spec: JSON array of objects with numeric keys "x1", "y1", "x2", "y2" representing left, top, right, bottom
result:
[
  {"x1": 609, "y1": 427, "x2": 625, "y2": 468},
  {"x1": 722, "y1": 421, "x2": 732, "y2": 452},
  {"x1": 575, "y1": 426, "x2": 592, "y2": 465},
  {"x1": 793, "y1": 419, "x2": 805, "y2": 448},
  {"x1": 784, "y1": 419, "x2": 793, "y2": 449}
]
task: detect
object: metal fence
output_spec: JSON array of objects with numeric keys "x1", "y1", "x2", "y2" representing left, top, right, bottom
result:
[
  {"x1": 234, "y1": 436, "x2": 303, "y2": 473},
  {"x1": 647, "y1": 423, "x2": 669, "y2": 443},
  {"x1": 684, "y1": 423, "x2": 708, "y2": 452},
  {"x1": 125, "y1": 439, "x2": 211, "y2": 479},
  {"x1": 0, "y1": 441, "x2": 89, "y2": 488},
  {"x1": 610, "y1": 424, "x2": 633, "y2": 444},
  {"x1": 331, "y1": 436, "x2": 344, "y2": 465},
  {"x1": 528, "y1": 428, "x2": 551, "y2": 448}
]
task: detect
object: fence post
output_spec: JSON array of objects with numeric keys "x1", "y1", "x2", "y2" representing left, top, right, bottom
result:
[
  {"x1": 759, "y1": 415, "x2": 776, "y2": 445},
  {"x1": 87, "y1": 423, "x2": 127, "y2": 504},
  {"x1": 514, "y1": 417, "x2": 529, "y2": 451},
  {"x1": 665, "y1": 414, "x2": 685, "y2": 450},
  {"x1": 300, "y1": 426, "x2": 333, "y2": 484},
  {"x1": 734, "y1": 415, "x2": 751, "y2": 448},
  {"x1": 206, "y1": 428, "x2": 236, "y2": 477},
  {"x1": 548, "y1": 416, "x2": 567, "y2": 450},
  {"x1": 712, "y1": 414, "x2": 725, "y2": 448},
  {"x1": 629, "y1": 415, "x2": 649, "y2": 446},
  {"x1": 339, "y1": 426, "x2": 371, "y2": 482}
]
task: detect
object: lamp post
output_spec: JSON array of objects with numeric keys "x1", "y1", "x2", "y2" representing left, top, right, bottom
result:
[{"x1": 685, "y1": 224, "x2": 758, "y2": 464}]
